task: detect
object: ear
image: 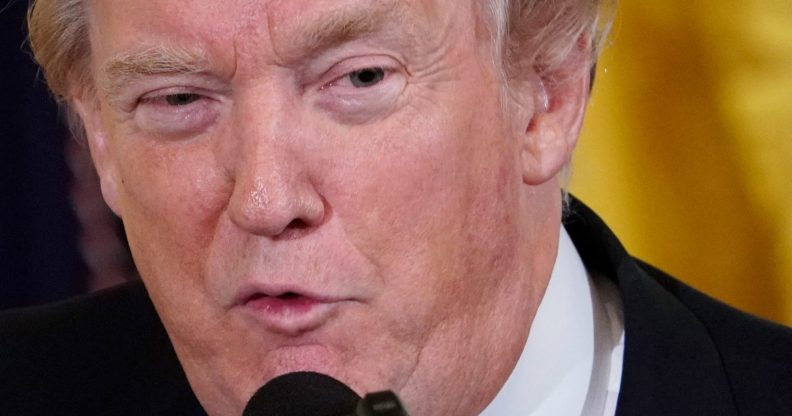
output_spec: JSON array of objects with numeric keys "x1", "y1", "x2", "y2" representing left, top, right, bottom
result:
[
  {"x1": 516, "y1": 45, "x2": 591, "y2": 185},
  {"x1": 71, "y1": 94, "x2": 123, "y2": 217}
]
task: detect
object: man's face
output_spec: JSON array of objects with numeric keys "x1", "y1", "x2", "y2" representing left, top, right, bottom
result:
[{"x1": 80, "y1": 0, "x2": 567, "y2": 414}]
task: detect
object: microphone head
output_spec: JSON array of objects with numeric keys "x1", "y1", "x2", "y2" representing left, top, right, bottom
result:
[
  {"x1": 242, "y1": 371, "x2": 361, "y2": 416},
  {"x1": 357, "y1": 391, "x2": 409, "y2": 416}
]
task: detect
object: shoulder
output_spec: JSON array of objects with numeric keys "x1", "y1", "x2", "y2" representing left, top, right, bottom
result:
[
  {"x1": 0, "y1": 282, "x2": 166, "y2": 374},
  {"x1": 638, "y1": 260, "x2": 792, "y2": 413},
  {"x1": 563, "y1": 196, "x2": 792, "y2": 414},
  {"x1": 0, "y1": 282, "x2": 203, "y2": 415},
  {"x1": 1, "y1": 281, "x2": 156, "y2": 342}
]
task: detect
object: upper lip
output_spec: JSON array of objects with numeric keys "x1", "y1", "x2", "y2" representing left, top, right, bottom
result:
[{"x1": 232, "y1": 282, "x2": 348, "y2": 307}]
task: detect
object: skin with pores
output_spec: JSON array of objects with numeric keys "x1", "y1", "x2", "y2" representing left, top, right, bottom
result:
[{"x1": 74, "y1": 0, "x2": 589, "y2": 414}]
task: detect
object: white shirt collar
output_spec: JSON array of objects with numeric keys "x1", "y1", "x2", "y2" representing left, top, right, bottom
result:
[{"x1": 480, "y1": 227, "x2": 625, "y2": 416}]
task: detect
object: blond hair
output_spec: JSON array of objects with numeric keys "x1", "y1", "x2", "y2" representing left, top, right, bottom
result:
[
  {"x1": 487, "y1": 0, "x2": 613, "y2": 84},
  {"x1": 28, "y1": 0, "x2": 90, "y2": 102},
  {"x1": 28, "y1": 0, "x2": 613, "y2": 127},
  {"x1": 28, "y1": 0, "x2": 612, "y2": 218}
]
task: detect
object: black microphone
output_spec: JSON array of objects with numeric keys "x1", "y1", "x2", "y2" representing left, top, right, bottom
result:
[{"x1": 242, "y1": 371, "x2": 408, "y2": 416}]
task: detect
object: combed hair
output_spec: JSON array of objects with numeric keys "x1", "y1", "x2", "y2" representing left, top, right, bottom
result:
[
  {"x1": 27, "y1": 0, "x2": 613, "y2": 133},
  {"x1": 487, "y1": 0, "x2": 613, "y2": 85},
  {"x1": 28, "y1": 0, "x2": 90, "y2": 102}
]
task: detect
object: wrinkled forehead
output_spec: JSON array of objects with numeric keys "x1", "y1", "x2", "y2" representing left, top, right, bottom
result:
[{"x1": 84, "y1": 0, "x2": 479, "y2": 73}]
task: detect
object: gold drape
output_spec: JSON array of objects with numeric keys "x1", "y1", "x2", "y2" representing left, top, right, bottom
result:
[{"x1": 571, "y1": 1, "x2": 792, "y2": 325}]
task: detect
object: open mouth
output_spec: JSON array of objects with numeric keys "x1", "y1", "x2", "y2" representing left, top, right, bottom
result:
[
  {"x1": 245, "y1": 291, "x2": 322, "y2": 315},
  {"x1": 250, "y1": 291, "x2": 301, "y2": 301},
  {"x1": 232, "y1": 284, "x2": 348, "y2": 335}
]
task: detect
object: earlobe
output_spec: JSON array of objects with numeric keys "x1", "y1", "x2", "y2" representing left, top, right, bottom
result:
[
  {"x1": 519, "y1": 66, "x2": 590, "y2": 186},
  {"x1": 515, "y1": 33, "x2": 593, "y2": 186},
  {"x1": 72, "y1": 96, "x2": 123, "y2": 217}
]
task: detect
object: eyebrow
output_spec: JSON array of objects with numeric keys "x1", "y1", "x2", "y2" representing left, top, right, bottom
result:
[
  {"x1": 100, "y1": 45, "x2": 210, "y2": 101},
  {"x1": 99, "y1": 0, "x2": 415, "y2": 99}
]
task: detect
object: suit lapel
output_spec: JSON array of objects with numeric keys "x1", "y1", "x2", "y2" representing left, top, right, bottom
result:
[{"x1": 564, "y1": 197, "x2": 738, "y2": 415}]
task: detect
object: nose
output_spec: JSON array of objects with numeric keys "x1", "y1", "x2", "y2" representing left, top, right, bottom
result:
[
  {"x1": 229, "y1": 166, "x2": 326, "y2": 237},
  {"x1": 225, "y1": 98, "x2": 326, "y2": 238}
]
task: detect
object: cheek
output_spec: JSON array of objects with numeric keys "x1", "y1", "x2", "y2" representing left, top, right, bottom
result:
[
  {"x1": 114, "y1": 139, "x2": 230, "y2": 282},
  {"x1": 330, "y1": 96, "x2": 523, "y2": 321}
]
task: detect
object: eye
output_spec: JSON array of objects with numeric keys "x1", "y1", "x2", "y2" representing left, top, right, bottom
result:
[
  {"x1": 134, "y1": 88, "x2": 219, "y2": 138},
  {"x1": 165, "y1": 93, "x2": 202, "y2": 106},
  {"x1": 311, "y1": 56, "x2": 406, "y2": 124},
  {"x1": 138, "y1": 91, "x2": 205, "y2": 107},
  {"x1": 348, "y1": 67, "x2": 386, "y2": 88}
]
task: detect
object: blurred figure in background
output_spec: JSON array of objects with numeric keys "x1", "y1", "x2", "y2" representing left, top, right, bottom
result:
[{"x1": 1, "y1": 0, "x2": 133, "y2": 310}]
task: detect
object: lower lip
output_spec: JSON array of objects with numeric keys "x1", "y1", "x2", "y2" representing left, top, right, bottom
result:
[
  {"x1": 247, "y1": 295, "x2": 320, "y2": 315},
  {"x1": 241, "y1": 295, "x2": 340, "y2": 335}
]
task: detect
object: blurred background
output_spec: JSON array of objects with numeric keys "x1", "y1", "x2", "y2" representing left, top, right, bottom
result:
[
  {"x1": 2, "y1": 1, "x2": 791, "y2": 325},
  {"x1": 1, "y1": 0, "x2": 139, "y2": 310},
  {"x1": 571, "y1": 0, "x2": 792, "y2": 325}
]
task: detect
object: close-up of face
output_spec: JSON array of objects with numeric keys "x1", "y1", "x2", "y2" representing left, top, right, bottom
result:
[{"x1": 72, "y1": 0, "x2": 584, "y2": 414}]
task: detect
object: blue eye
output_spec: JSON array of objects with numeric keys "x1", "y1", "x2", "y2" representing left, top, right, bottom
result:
[
  {"x1": 348, "y1": 68, "x2": 385, "y2": 88},
  {"x1": 165, "y1": 93, "x2": 201, "y2": 106}
]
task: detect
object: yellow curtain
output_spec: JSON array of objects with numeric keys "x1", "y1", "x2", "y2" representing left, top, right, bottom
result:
[{"x1": 571, "y1": 1, "x2": 792, "y2": 325}]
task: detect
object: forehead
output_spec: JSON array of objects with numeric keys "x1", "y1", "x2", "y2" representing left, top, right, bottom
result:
[{"x1": 86, "y1": 0, "x2": 468, "y2": 68}]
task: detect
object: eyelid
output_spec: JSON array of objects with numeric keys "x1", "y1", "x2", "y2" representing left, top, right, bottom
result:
[
  {"x1": 316, "y1": 54, "x2": 404, "y2": 89},
  {"x1": 139, "y1": 87, "x2": 207, "y2": 105},
  {"x1": 311, "y1": 57, "x2": 408, "y2": 125},
  {"x1": 323, "y1": 67, "x2": 392, "y2": 91},
  {"x1": 109, "y1": 73, "x2": 228, "y2": 111},
  {"x1": 133, "y1": 92, "x2": 220, "y2": 139}
]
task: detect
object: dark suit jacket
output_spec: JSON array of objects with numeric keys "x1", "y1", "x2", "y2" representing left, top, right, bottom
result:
[{"x1": 2, "y1": 198, "x2": 791, "y2": 415}]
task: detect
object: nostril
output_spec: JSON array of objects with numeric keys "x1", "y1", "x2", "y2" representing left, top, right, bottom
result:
[
  {"x1": 286, "y1": 218, "x2": 309, "y2": 229},
  {"x1": 271, "y1": 216, "x2": 323, "y2": 241}
]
